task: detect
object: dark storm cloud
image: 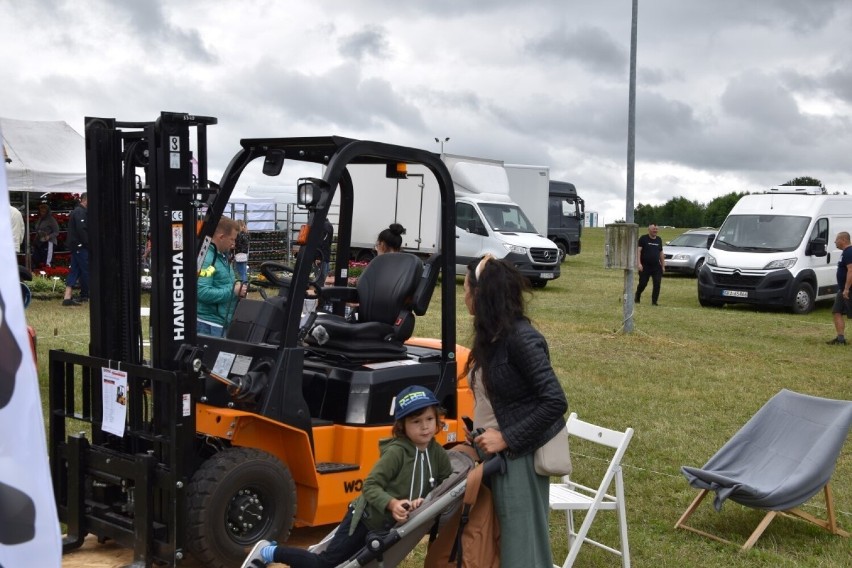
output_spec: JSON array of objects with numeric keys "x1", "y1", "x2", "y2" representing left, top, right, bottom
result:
[
  {"x1": 339, "y1": 26, "x2": 391, "y2": 61},
  {"x1": 525, "y1": 26, "x2": 627, "y2": 76}
]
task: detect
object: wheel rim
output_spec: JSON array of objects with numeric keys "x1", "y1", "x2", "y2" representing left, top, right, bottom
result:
[
  {"x1": 225, "y1": 485, "x2": 273, "y2": 544},
  {"x1": 795, "y1": 288, "x2": 811, "y2": 311}
]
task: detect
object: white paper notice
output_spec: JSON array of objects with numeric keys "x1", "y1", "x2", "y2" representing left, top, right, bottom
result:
[{"x1": 102, "y1": 368, "x2": 128, "y2": 437}]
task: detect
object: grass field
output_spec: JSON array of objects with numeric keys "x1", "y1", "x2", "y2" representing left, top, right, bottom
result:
[{"x1": 28, "y1": 227, "x2": 850, "y2": 567}]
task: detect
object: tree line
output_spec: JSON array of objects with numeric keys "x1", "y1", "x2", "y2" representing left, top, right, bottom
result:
[{"x1": 631, "y1": 176, "x2": 846, "y2": 228}]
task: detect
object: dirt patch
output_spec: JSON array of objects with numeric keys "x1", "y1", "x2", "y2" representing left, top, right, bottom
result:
[{"x1": 62, "y1": 526, "x2": 331, "y2": 567}]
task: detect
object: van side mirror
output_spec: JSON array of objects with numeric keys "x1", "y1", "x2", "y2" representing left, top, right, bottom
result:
[
  {"x1": 808, "y1": 238, "x2": 827, "y2": 257},
  {"x1": 706, "y1": 234, "x2": 715, "y2": 249}
]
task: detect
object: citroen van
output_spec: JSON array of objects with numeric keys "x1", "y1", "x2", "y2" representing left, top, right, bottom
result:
[{"x1": 697, "y1": 187, "x2": 852, "y2": 313}]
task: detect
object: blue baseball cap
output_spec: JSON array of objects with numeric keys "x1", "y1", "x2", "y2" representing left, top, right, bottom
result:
[{"x1": 392, "y1": 385, "x2": 439, "y2": 420}]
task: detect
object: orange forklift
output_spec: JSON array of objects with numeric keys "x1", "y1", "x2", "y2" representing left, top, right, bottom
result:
[{"x1": 49, "y1": 113, "x2": 473, "y2": 567}]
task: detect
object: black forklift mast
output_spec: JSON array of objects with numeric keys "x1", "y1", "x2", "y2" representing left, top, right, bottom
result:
[
  {"x1": 87, "y1": 112, "x2": 217, "y2": 368},
  {"x1": 51, "y1": 113, "x2": 218, "y2": 567}
]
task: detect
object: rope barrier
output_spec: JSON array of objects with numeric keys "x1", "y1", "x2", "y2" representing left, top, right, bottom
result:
[{"x1": 572, "y1": 451, "x2": 852, "y2": 518}]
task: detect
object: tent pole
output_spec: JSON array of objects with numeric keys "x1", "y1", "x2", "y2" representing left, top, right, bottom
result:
[{"x1": 25, "y1": 192, "x2": 31, "y2": 271}]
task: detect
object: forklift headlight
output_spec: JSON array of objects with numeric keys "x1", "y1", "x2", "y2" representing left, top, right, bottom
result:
[{"x1": 297, "y1": 178, "x2": 325, "y2": 208}]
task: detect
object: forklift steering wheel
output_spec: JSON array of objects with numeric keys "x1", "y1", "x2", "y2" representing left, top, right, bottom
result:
[
  {"x1": 260, "y1": 261, "x2": 295, "y2": 291},
  {"x1": 259, "y1": 261, "x2": 322, "y2": 292}
]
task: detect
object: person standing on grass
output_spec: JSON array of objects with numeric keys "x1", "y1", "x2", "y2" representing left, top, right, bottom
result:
[
  {"x1": 234, "y1": 219, "x2": 250, "y2": 283},
  {"x1": 826, "y1": 231, "x2": 852, "y2": 345},
  {"x1": 635, "y1": 223, "x2": 665, "y2": 305},
  {"x1": 463, "y1": 255, "x2": 568, "y2": 567},
  {"x1": 32, "y1": 203, "x2": 60, "y2": 268},
  {"x1": 197, "y1": 217, "x2": 244, "y2": 337},
  {"x1": 9, "y1": 204, "x2": 24, "y2": 254},
  {"x1": 62, "y1": 193, "x2": 89, "y2": 307}
]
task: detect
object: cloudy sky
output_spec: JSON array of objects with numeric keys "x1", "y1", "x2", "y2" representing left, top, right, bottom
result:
[{"x1": 2, "y1": 0, "x2": 851, "y2": 224}]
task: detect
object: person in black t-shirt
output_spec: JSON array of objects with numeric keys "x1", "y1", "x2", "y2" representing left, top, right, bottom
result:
[{"x1": 635, "y1": 223, "x2": 665, "y2": 305}]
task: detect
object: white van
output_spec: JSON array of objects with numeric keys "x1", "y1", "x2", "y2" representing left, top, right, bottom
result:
[{"x1": 697, "y1": 187, "x2": 852, "y2": 314}]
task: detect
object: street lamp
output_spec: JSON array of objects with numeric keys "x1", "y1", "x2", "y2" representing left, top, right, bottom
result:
[{"x1": 434, "y1": 137, "x2": 450, "y2": 153}]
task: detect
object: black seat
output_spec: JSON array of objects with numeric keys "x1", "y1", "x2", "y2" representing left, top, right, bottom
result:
[{"x1": 305, "y1": 253, "x2": 441, "y2": 360}]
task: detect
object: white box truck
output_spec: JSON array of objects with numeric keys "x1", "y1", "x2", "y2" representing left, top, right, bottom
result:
[
  {"x1": 505, "y1": 163, "x2": 585, "y2": 261},
  {"x1": 348, "y1": 154, "x2": 561, "y2": 286},
  {"x1": 697, "y1": 186, "x2": 852, "y2": 313}
]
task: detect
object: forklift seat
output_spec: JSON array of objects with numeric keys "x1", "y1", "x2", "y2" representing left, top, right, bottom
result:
[{"x1": 305, "y1": 253, "x2": 441, "y2": 360}]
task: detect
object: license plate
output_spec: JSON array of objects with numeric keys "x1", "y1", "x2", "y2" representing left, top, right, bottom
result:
[
  {"x1": 540, "y1": 272, "x2": 555, "y2": 279},
  {"x1": 722, "y1": 289, "x2": 748, "y2": 298}
]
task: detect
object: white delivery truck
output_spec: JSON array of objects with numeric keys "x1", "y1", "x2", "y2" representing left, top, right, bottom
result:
[
  {"x1": 348, "y1": 154, "x2": 561, "y2": 286},
  {"x1": 697, "y1": 186, "x2": 852, "y2": 314}
]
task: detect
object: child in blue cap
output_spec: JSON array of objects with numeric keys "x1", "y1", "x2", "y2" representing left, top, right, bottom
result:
[{"x1": 241, "y1": 385, "x2": 453, "y2": 568}]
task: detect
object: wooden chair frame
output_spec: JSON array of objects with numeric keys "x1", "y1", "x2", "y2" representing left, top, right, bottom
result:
[{"x1": 675, "y1": 482, "x2": 850, "y2": 551}]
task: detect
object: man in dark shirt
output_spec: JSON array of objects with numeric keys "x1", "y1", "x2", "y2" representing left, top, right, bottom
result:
[
  {"x1": 62, "y1": 193, "x2": 89, "y2": 306},
  {"x1": 827, "y1": 231, "x2": 852, "y2": 345},
  {"x1": 635, "y1": 223, "x2": 665, "y2": 305}
]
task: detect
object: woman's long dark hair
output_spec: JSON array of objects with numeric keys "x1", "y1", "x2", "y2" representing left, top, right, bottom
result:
[{"x1": 463, "y1": 256, "x2": 529, "y2": 392}]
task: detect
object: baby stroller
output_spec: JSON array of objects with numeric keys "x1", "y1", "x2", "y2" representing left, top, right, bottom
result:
[{"x1": 309, "y1": 446, "x2": 505, "y2": 568}]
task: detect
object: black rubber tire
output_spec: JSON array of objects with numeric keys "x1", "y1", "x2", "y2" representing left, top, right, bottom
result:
[
  {"x1": 186, "y1": 447, "x2": 296, "y2": 568},
  {"x1": 356, "y1": 249, "x2": 376, "y2": 263},
  {"x1": 531, "y1": 279, "x2": 548, "y2": 288},
  {"x1": 790, "y1": 282, "x2": 815, "y2": 315},
  {"x1": 693, "y1": 258, "x2": 705, "y2": 278}
]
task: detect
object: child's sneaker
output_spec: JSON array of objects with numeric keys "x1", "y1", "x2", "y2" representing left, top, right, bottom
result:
[{"x1": 241, "y1": 539, "x2": 273, "y2": 568}]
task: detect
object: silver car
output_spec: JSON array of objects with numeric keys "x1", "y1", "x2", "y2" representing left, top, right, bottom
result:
[{"x1": 664, "y1": 229, "x2": 717, "y2": 276}]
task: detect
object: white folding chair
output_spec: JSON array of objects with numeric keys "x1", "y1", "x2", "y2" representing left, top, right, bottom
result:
[{"x1": 549, "y1": 412, "x2": 634, "y2": 568}]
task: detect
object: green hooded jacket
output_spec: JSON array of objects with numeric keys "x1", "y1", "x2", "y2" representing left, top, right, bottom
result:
[
  {"x1": 349, "y1": 436, "x2": 452, "y2": 534},
  {"x1": 197, "y1": 244, "x2": 237, "y2": 327}
]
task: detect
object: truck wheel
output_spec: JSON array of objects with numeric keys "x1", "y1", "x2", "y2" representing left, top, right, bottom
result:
[
  {"x1": 186, "y1": 447, "x2": 296, "y2": 568},
  {"x1": 790, "y1": 282, "x2": 815, "y2": 315},
  {"x1": 531, "y1": 279, "x2": 548, "y2": 288},
  {"x1": 356, "y1": 249, "x2": 376, "y2": 263},
  {"x1": 698, "y1": 296, "x2": 723, "y2": 308}
]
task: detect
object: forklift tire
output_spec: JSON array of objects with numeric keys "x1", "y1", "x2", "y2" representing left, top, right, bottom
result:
[{"x1": 185, "y1": 447, "x2": 296, "y2": 568}]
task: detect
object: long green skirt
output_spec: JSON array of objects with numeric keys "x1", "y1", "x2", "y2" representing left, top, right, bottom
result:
[{"x1": 491, "y1": 451, "x2": 553, "y2": 567}]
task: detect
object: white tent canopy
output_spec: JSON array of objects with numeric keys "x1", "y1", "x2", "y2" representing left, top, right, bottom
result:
[
  {"x1": 224, "y1": 190, "x2": 277, "y2": 231},
  {"x1": 1, "y1": 117, "x2": 86, "y2": 194}
]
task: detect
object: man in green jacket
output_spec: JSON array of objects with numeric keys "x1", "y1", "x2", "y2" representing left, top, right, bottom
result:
[{"x1": 197, "y1": 217, "x2": 243, "y2": 337}]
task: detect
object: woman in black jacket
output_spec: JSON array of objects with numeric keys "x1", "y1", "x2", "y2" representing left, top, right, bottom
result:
[{"x1": 464, "y1": 254, "x2": 568, "y2": 567}]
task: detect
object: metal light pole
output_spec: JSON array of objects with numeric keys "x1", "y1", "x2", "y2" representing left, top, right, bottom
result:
[
  {"x1": 434, "y1": 137, "x2": 449, "y2": 153},
  {"x1": 624, "y1": 0, "x2": 639, "y2": 333}
]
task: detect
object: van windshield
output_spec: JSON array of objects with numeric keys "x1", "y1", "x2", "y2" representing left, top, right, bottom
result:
[
  {"x1": 714, "y1": 215, "x2": 810, "y2": 252},
  {"x1": 479, "y1": 203, "x2": 537, "y2": 233}
]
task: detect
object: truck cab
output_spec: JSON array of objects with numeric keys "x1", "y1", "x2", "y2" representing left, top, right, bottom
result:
[
  {"x1": 446, "y1": 155, "x2": 560, "y2": 287},
  {"x1": 454, "y1": 196, "x2": 559, "y2": 286},
  {"x1": 548, "y1": 180, "x2": 585, "y2": 259}
]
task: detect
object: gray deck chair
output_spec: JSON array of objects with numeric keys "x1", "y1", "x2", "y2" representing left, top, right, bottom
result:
[{"x1": 675, "y1": 389, "x2": 852, "y2": 550}]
